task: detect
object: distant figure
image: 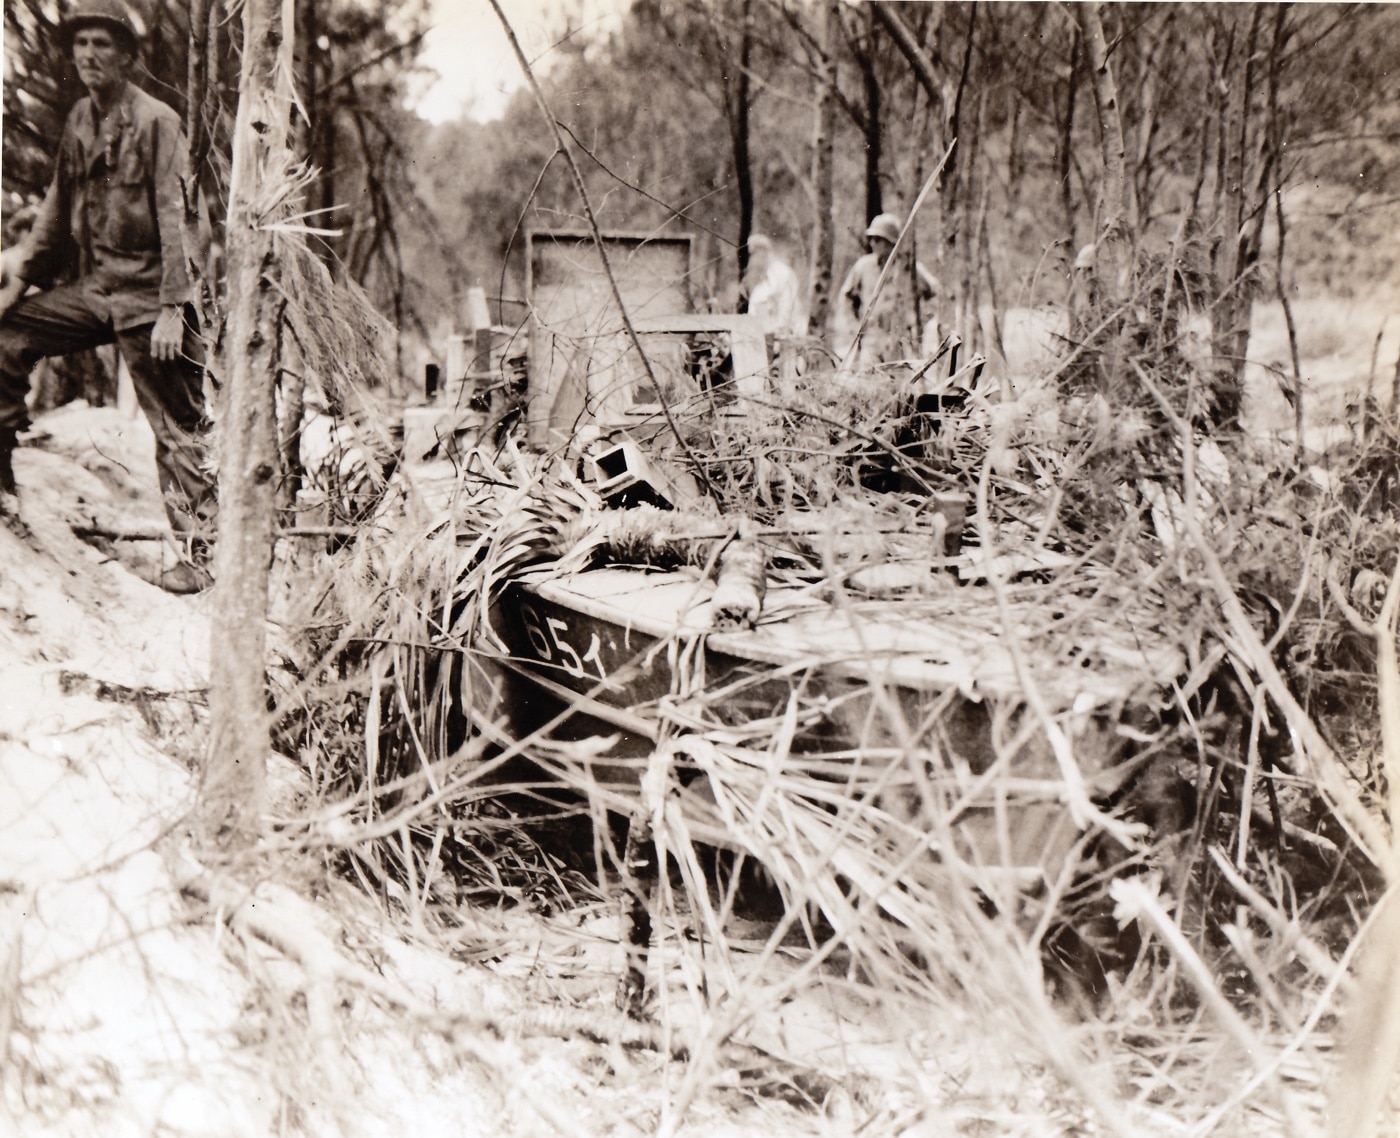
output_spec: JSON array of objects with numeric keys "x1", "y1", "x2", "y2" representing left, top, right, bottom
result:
[
  {"x1": 0, "y1": 0, "x2": 214, "y2": 591},
  {"x1": 834, "y1": 213, "x2": 941, "y2": 367},
  {"x1": 1068, "y1": 242, "x2": 1098, "y2": 322},
  {"x1": 740, "y1": 235, "x2": 806, "y2": 338}
]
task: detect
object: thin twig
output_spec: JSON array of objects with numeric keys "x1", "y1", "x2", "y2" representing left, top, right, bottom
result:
[{"x1": 1207, "y1": 847, "x2": 1341, "y2": 984}]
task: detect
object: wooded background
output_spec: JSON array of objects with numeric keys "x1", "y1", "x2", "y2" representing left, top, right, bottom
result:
[{"x1": 5, "y1": 0, "x2": 1397, "y2": 382}]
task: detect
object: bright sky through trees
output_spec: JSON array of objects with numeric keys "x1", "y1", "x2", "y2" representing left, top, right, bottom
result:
[{"x1": 413, "y1": 0, "x2": 626, "y2": 123}]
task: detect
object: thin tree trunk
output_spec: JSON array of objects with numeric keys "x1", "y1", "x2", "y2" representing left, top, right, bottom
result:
[
  {"x1": 979, "y1": 191, "x2": 1005, "y2": 365},
  {"x1": 954, "y1": 92, "x2": 986, "y2": 352},
  {"x1": 294, "y1": 0, "x2": 334, "y2": 261},
  {"x1": 1232, "y1": 3, "x2": 1288, "y2": 396},
  {"x1": 1132, "y1": 11, "x2": 1166, "y2": 227},
  {"x1": 871, "y1": 2, "x2": 942, "y2": 132},
  {"x1": 1213, "y1": 6, "x2": 1262, "y2": 384},
  {"x1": 1185, "y1": 84, "x2": 1212, "y2": 224},
  {"x1": 734, "y1": 0, "x2": 754, "y2": 284},
  {"x1": 279, "y1": 0, "x2": 319, "y2": 507},
  {"x1": 911, "y1": 91, "x2": 927, "y2": 336},
  {"x1": 1058, "y1": 26, "x2": 1081, "y2": 255},
  {"x1": 294, "y1": 0, "x2": 315, "y2": 163},
  {"x1": 1078, "y1": 1, "x2": 1129, "y2": 308},
  {"x1": 1263, "y1": 5, "x2": 1298, "y2": 448},
  {"x1": 180, "y1": 0, "x2": 215, "y2": 316},
  {"x1": 275, "y1": 348, "x2": 303, "y2": 510},
  {"x1": 946, "y1": 1, "x2": 976, "y2": 196},
  {"x1": 807, "y1": 0, "x2": 837, "y2": 336},
  {"x1": 946, "y1": 5, "x2": 976, "y2": 333},
  {"x1": 206, "y1": 0, "x2": 293, "y2": 845},
  {"x1": 1210, "y1": 17, "x2": 1229, "y2": 228},
  {"x1": 1006, "y1": 86, "x2": 1022, "y2": 207},
  {"x1": 860, "y1": 4, "x2": 882, "y2": 222},
  {"x1": 1274, "y1": 187, "x2": 1303, "y2": 450}
]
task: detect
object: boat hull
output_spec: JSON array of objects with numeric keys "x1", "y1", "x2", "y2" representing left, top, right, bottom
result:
[{"x1": 477, "y1": 566, "x2": 1176, "y2": 888}]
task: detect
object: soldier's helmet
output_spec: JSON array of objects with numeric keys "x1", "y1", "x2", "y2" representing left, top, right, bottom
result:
[
  {"x1": 864, "y1": 213, "x2": 902, "y2": 245},
  {"x1": 60, "y1": 0, "x2": 142, "y2": 56}
]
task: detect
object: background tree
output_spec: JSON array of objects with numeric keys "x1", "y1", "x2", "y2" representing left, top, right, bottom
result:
[{"x1": 804, "y1": 0, "x2": 838, "y2": 333}]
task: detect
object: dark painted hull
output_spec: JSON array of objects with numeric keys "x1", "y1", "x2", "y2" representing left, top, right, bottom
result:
[{"x1": 481, "y1": 566, "x2": 1179, "y2": 882}]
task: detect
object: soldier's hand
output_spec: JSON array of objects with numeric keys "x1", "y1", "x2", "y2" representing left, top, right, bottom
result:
[{"x1": 151, "y1": 306, "x2": 185, "y2": 361}]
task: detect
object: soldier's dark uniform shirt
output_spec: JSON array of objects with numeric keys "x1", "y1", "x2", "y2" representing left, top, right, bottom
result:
[{"x1": 15, "y1": 81, "x2": 192, "y2": 326}]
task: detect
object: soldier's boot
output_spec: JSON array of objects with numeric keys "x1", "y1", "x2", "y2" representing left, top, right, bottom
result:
[{"x1": 130, "y1": 533, "x2": 214, "y2": 595}]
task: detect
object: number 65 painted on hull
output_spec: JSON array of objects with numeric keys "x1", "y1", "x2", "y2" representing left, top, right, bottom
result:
[{"x1": 519, "y1": 601, "x2": 608, "y2": 681}]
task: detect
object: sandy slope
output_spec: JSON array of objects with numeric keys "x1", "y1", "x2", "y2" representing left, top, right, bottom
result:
[{"x1": 0, "y1": 405, "x2": 264, "y2": 1135}]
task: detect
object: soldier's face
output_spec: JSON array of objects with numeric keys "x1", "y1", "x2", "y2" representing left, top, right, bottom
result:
[{"x1": 72, "y1": 28, "x2": 131, "y2": 99}]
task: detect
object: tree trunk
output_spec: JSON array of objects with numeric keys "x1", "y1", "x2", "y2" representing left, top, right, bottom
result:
[
  {"x1": 1264, "y1": 6, "x2": 1295, "y2": 446},
  {"x1": 206, "y1": 0, "x2": 293, "y2": 846},
  {"x1": 275, "y1": 351, "x2": 304, "y2": 511},
  {"x1": 1132, "y1": 10, "x2": 1169, "y2": 228},
  {"x1": 1078, "y1": 1, "x2": 1130, "y2": 308},
  {"x1": 181, "y1": 0, "x2": 216, "y2": 317},
  {"x1": 860, "y1": 5, "x2": 882, "y2": 223},
  {"x1": 1212, "y1": 6, "x2": 1263, "y2": 386},
  {"x1": 943, "y1": 5, "x2": 976, "y2": 338},
  {"x1": 872, "y1": 2, "x2": 941, "y2": 127},
  {"x1": 1058, "y1": 26, "x2": 1081, "y2": 255},
  {"x1": 952, "y1": 90, "x2": 985, "y2": 350},
  {"x1": 1006, "y1": 85, "x2": 1022, "y2": 208},
  {"x1": 807, "y1": 0, "x2": 837, "y2": 336},
  {"x1": 734, "y1": 0, "x2": 754, "y2": 285},
  {"x1": 946, "y1": 1, "x2": 976, "y2": 196},
  {"x1": 292, "y1": 0, "x2": 340, "y2": 270}
]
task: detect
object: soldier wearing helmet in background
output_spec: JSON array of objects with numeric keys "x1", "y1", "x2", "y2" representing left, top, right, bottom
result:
[
  {"x1": 834, "y1": 212, "x2": 942, "y2": 368},
  {"x1": 0, "y1": 0, "x2": 215, "y2": 592}
]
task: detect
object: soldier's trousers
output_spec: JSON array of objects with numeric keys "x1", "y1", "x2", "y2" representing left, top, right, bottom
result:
[{"x1": 0, "y1": 282, "x2": 216, "y2": 537}]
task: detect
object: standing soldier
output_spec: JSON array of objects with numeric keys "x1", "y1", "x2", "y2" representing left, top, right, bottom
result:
[
  {"x1": 834, "y1": 212, "x2": 941, "y2": 368},
  {"x1": 0, "y1": 0, "x2": 215, "y2": 592}
]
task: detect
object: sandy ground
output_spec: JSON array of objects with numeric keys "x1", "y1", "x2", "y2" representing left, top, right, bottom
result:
[{"x1": 997, "y1": 290, "x2": 1400, "y2": 452}]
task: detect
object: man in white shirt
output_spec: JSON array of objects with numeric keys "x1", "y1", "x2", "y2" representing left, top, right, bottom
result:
[{"x1": 741, "y1": 234, "x2": 806, "y2": 338}]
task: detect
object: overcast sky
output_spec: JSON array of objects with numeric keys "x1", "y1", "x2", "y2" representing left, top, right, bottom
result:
[{"x1": 411, "y1": 0, "x2": 627, "y2": 124}]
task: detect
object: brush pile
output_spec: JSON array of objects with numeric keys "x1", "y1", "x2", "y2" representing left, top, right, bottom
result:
[{"x1": 272, "y1": 327, "x2": 1398, "y2": 1133}]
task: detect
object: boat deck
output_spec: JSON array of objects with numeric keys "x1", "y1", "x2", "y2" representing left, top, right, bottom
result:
[{"x1": 516, "y1": 564, "x2": 1183, "y2": 717}]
